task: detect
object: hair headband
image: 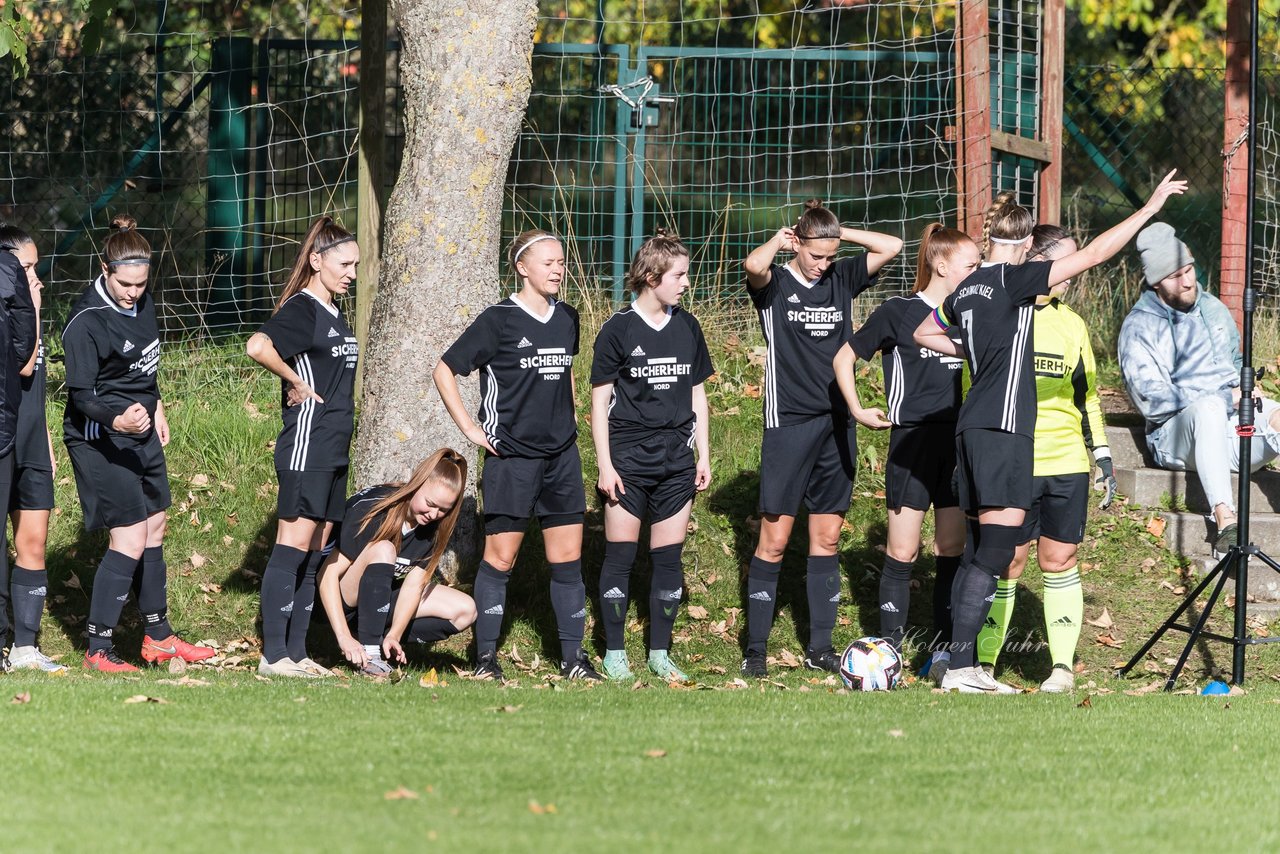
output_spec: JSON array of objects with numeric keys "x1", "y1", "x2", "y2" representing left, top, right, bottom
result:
[
  {"x1": 107, "y1": 257, "x2": 152, "y2": 269},
  {"x1": 990, "y1": 233, "x2": 1033, "y2": 245},
  {"x1": 316, "y1": 235, "x2": 356, "y2": 254},
  {"x1": 513, "y1": 234, "x2": 557, "y2": 264}
]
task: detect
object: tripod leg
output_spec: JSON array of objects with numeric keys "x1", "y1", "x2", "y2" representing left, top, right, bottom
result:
[
  {"x1": 1119, "y1": 552, "x2": 1230, "y2": 676},
  {"x1": 1164, "y1": 553, "x2": 1235, "y2": 691}
]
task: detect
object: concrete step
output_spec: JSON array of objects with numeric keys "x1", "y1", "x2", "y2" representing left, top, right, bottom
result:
[
  {"x1": 1159, "y1": 511, "x2": 1280, "y2": 558},
  {"x1": 1115, "y1": 465, "x2": 1280, "y2": 514},
  {"x1": 1189, "y1": 555, "x2": 1280, "y2": 604},
  {"x1": 1103, "y1": 425, "x2": 1153, "y2": 469}
]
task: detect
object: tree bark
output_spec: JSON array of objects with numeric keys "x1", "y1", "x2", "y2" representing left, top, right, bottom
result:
[{"x1": 354, "y1": 0, "x2": 538, "y2": 570}]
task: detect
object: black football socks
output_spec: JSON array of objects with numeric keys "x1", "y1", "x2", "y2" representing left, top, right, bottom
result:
[
  {"x1": 260, "y1": 544, "x2": 306, "y2": 663},
  {"x1": 806, "y1": 554, "x2": 840, "y2": 653},
  {"x1": 598, "y1": 540, "x2": 638, "y2": 650},
  {"x1": 10, "y1": 566, "x2": 46, "y2": 648},
  {"x1": 356, "y1": 562, "x2": 395, "y2": 646},
  {"x1": 746, "y1": 556, "x2": 781, "y2": 656},
  {"x1": 933, "y1": 554, "x2": 961, "y2": 647},
  {"x1": 135, "y1": 546, "x2": 173, "y2": 640},
  {"x1": 286, "y1": 549, "x2": 325, "y2": 661},
  {"x1": 472, "y1": 560, "x2": 510, "y2": 658},
  {"x1": 87, "y1": 550, "x2": 136, "y2": 654},
  {"x1": 648, "y1": 543, "x2": 684, "y2": 652},
  {"x1": 879, "y1": 555, "x2": 913, "y2": 650},
  {"x1": 549, "y1": 560, "x2": 587, "y2": 663},
  {"x1": 405, "y1": 617, "x2": 461, "y2": 644}
]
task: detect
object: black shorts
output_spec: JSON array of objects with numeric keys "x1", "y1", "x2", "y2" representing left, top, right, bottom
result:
[
  {"x1": 1019, "y1": 473, "x2": 1090, "y2": 545},
  {"x1": 66, "y1": 432, "x2": 171, "y2": 531},
  {"x1": 277, "y1": 467, "x2": 348, "y2": 523},
  {"x1": 758, "y1": 414, "x2": 856, "y2": 517},
  {"x1": 885, "y1": 423, "x2": 958, "y2": 511},
  {"x1": 605, "y1": 431, "x2": 697, "y2": 524},
  {"x1": 481, "y1": 445, "x2": 586, "y2": 535},
  {"x1": 9, "y1": 464, "x2": 53, "y2": 512},
  {"x1": 953, "y1": 428, "x2": 1033, "y2": 514}
]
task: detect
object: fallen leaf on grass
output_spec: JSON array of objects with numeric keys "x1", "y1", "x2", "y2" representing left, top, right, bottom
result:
[
  {"x1": 707, "y1": 665, "x2": 727, "y2": 675},
  {"x1": 687, "y1": 605, "x2": 709, "y2": 620},
  {"x1": 123, "y1": 695, "x2": 170, "y2": 705},
  {"x1": 384, "y1": 787, "x2": 419, "y2": 800},
  {"x1": 1086, "y1": 608, "x2": 1114, "y2": 629},
  {"x1": 1146, "y1": 516, "x2": 1167, "y2": 538},
  {"x1": 156, "y1": 677, "x2": 211, "y2": 687},
  {"x1": 419, "y1": 668, "x2": 443, "y2": 688},
  {"x1": 1095, "y1": 633, "x2": 1124, "y2": 649},
  {"x1": 775, "y1": 649, "x2": 801, "y2": 669},
  {"x1": 725, "y1": 678, "x2": 749, "y2": 690},
  {"x1": 1123, "y1": 681, "x2": 1164, "y2": 696},
  {"x1": 887, "y1": 729, "x2": 904, "y2": 738},
  {"x1": 743, "y1": 384, "x2": 762, "y2": 399},
  {"x1": 11, "y1": 692, "x2": 30, "y2": 704},
  {"x1": 167, "y1": 657, "x2": 187, "y2": 675},
  {"x1": 630, "y1": 679, "x2": 648, "y2": 691},
  {"x1": 1077, "y1": 696, "x2": 1092, "y2": 708},
  {"x1": 493, "y1": 705, "x2": 522, "y2": 714},
  {"x1": 527, "y1": 800, "x2": 557, "y2": 815},
  {"x1": 190, "y1": 473, "x2": 210, "y2": 487},
  {"x1": 643, "y1": 749, "x2": 667, "y2": 759}
]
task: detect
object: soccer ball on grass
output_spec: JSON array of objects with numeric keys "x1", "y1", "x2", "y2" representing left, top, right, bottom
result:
[{"x1": 839, "y1": 637, "x2": 903, "y2": 691}]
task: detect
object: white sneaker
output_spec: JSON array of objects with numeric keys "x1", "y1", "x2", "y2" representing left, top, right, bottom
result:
[
  {"x1": 295, "y1": 657, "x2": 336, "y2": 678},
  {"x1": 7, "y1": 645, "x2": 68, "y2": 674},
  {"x1": 257, "y1": 656, "x2": 318, "y2": 678},
  {"x1": 1039, "y1": 666, "x2": 1075, "y2": 693},
  {"x1": 979, "y1": 663, "x2": 1022, "y2": 694},
  {"x1": 941, "y1": 665, "x2": 1021, "y2": 694}
]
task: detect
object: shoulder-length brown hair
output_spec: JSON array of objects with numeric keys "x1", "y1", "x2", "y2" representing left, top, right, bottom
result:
[{"x1": 357, "y1": 448, "x2": 467, "y2": 576}]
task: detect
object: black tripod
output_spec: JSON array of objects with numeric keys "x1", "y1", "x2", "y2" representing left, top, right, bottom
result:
[{"x1": 1120, "y1": 0, "x2": 1280, "y2": 689}]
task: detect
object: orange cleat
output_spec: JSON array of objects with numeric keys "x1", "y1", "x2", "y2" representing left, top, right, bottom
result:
[
  {"x1": 140, "y1": 634, "x2": 217, "y2": 665},
  {"x1": 84, "y1": 649, "x2": 140, "y2": 673}
]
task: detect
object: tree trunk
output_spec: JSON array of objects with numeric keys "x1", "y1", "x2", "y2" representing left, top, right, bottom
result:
[{"x1": 354, "y1": 0, "x2": 538, "y2": 570}]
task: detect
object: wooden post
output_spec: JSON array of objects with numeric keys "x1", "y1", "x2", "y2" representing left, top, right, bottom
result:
[
  {"x1": 1221, "y1": 0, "x2": 1250, "y2": 328},
  {"x1": 956, "y1": 0, "x2": 992, "y2": 238},
  {"x1": 1038, "y1": 0, "x2": 1065, "y2": 226},
  {"x1": 356, "y1": 0, "x2": 388, "y2": 397}
]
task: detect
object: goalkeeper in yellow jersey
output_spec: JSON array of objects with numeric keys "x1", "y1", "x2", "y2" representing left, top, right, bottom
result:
[{"x1": 976, "y1": 224, "x2": 1117, "y2": 693}]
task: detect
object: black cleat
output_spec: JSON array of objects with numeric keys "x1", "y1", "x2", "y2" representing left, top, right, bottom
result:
[
  {"x1": 560, "y1": 653, "x2": 604, "y2": 681},
  {"x1": 804, "y1": 648, "x2": 841, "y2": 673},
  {"x1": 741, "y1": 652, "x2": 768, "y2": 678},
  {"x1": 473, "y1": 650, "x2": 505, "y2": 681}
]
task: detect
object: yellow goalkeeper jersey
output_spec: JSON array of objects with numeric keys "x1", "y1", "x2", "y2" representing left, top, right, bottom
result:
[{"x1": 1030, "y1": 299, "x2": 1106, "y2": 476}]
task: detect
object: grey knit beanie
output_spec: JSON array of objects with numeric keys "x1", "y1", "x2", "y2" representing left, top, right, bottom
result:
[{"x1": 1137, "y1": 222, "x2": 1194, "y2": 286}]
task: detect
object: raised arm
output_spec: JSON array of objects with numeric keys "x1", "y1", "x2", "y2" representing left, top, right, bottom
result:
[
  {"x1": 1049, "y1": 170, "x2": 1188, "y2": 287},
  {"x1": 912, "y1": 311, "x2": 965, "y2": 359},
  {"x1": 833, "y1": 342, "x2": 891, "y2": 429},
  {"x1": 839, "y1": 227, "x2": 904, "y2": 276},
  {"x1": 744, "y1": 228, "x2": 796, "y2": 290}
]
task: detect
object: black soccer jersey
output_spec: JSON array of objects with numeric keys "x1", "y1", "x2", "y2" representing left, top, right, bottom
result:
[
  {"x1": 62, "y1": 277, "x2": 161, "y2": 443},
  {"x1": 257, "y1": 291, "x2": 358, "y2": 473},
  {"x1": 851, "y1": 293, "x2": 962, "y2": 427},
  {"x1": 15, "y1": 318, "x2": 48, "y2": 469},
  {"x1": 933, "y1": 261, "x2": 1053, "y2": 438},
  {"x1": 590, "y1": 305, "x2": 714, "y2": 446},
  {"x1": 441, "y1": 296, "x2": 579, "y2": 458},
  {"x1": 338, "y1": 485, "x2": 438, "y2": 582},
  {"x1": 750, "y1": 256, "x2": 876, "y2": 428}
]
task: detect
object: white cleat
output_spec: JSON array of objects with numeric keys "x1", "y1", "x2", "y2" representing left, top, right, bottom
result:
[
  {"x1": 941, "y1": 665, "x2": 1021, "y2": 694},
  {"x1": 1039, "y1": 666, "x2": 1075, "y2": 693},
  {"x1": 257, "y1": 656, "x2": 318, "y2": 678}
]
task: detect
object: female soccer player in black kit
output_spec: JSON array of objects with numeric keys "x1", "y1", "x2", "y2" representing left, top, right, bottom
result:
[
  {"x1": 317, "y1": 449, "x2": 474, "y2": 677},
  {"x1": 0, "y1": 227, "x2": 64, "y2": 672},
  {"x1": 833, "y1": 224, "x2": 980, "y2": 682},
  {"x1": 247, "y1": 216, "x2": 360, "y2": 678},
  {"x1": 434, "y1": 230, "x2": 600, "y2": 681},
  {"x1": 64, "y1": 214, "x2": 214, "y2": 671},
  {"x1": 590, "y1": 230, "x2": 713, "y2": 682},
  {"x1": 914, "y1": 172, "x2": 1187, "y2": 693},
  {"x1": 741, "y1": 200, "x2": 903, "y2": 678}
]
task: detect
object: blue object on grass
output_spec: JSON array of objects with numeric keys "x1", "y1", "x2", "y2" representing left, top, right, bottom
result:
[{"x1": 1201, "y1": 680, "x2": 1231, "y2": 695}]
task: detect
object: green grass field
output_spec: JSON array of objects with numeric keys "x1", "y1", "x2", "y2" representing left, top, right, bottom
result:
[{"x1": 19, "y1": 323, "x2": 1280, "y2": 851}]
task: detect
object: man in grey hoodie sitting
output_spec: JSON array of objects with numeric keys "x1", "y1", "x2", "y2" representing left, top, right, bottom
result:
[{"x1": 1118, "y1": 222, "x2": 1280, "y2": 551}]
